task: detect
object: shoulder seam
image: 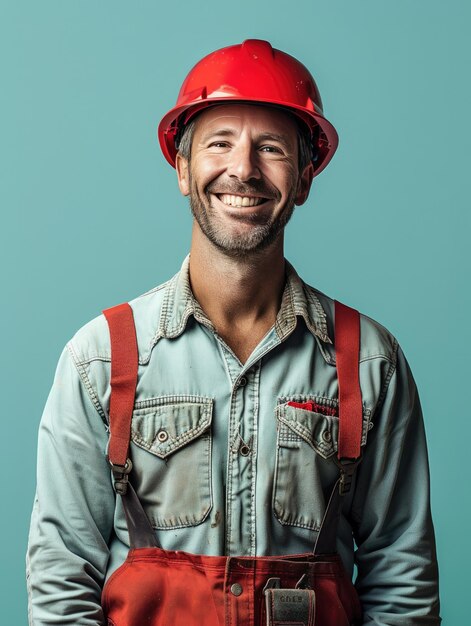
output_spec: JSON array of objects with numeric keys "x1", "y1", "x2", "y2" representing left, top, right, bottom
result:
[
  {"x1": 74, "y1": 354, "x2": 111, "y2": 366},
  {"x1": 67, "y1": 341, "x2": 109, "y2": 428},
  {"x1": 374, "y1": 338, "x2": 399, "y2": 415},
  {"x1": 359, "y1": 352, "x2": 396, "y2": 365}
]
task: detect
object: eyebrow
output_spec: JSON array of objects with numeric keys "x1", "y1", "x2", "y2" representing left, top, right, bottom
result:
[
  {"x1": 200, "y1": 128, "x2": 235, "y2": 143},
  {"x1": 200, "y1": 128, "x2": 292, "y2": 150},
  {"x1": 256, "y1": 132, "x2": 291, "y2": 150}
]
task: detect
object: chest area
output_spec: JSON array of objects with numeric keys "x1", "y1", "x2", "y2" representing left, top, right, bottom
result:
[{"x1": 105, "y1": 324, "x2": 378, "y2": 555}]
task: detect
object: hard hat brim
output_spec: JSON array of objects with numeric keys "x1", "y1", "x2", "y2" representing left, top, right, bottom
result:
[{"x1": 157, "y1": 97, "x2": 338, "y2": 177}]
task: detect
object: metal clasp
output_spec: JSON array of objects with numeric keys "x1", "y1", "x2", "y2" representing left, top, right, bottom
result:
[
  {"x1": 263, "y1": 577, "x2": 281, "y2": 593},
  {"x1": 333, "y1": 456, "x2": 362, "y2": 495},
  {"x1": 109, "y1": 458, "x2": 133, "y2": 495}
]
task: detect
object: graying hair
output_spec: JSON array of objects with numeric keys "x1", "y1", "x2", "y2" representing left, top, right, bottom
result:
[
  {"x1": 176, "y1": 118, "x2": 197, "y2": 163},
  {"x1": 176, "y1": 114, "x2": 315, "y2": 172}
]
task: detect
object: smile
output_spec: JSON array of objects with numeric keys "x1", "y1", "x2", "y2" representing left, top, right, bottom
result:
[{"x1": 216, "y1": 193, "x2": 268, "y2": 208}]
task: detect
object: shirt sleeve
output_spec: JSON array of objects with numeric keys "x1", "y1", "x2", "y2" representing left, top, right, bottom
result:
[
  {"x1": 27, "y1": 345, "x2": 115, "y2": 625},
  {"x1": 351, "y1": 344, "x2": 441, "y2": 625}
]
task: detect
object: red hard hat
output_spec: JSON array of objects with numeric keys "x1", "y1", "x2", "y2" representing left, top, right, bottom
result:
[{"x1": 158, "y1": 39, "x2": 338, "y2": 177}]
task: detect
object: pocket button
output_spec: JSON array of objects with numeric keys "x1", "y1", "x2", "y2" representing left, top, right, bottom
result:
[
  {"x1": 322, "y1": 430, "x2": 332, "y2": 443},
  {"x1": 157, "y1": 430, "x2": 169, "y2": 443}
]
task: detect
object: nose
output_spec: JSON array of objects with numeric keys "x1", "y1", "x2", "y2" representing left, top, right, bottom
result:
[{"x1": 226, "y1": 141, "x2": 261, "y2": 182}]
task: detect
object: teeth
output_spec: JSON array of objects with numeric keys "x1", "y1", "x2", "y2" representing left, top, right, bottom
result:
[{"x1": 218, "y1": 194, "x2": 265, "y2": 207}]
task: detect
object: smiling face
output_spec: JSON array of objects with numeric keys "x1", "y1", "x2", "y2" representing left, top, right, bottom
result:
[{"x1": 176, "y1": 104, "x2": 314, "y2": 258}]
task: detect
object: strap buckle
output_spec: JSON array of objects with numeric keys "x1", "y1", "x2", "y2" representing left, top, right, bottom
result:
[
  {"x1": 334, "y1": 456, "x2": 362, "y2": 495},
  {"x1": 109, "y1": 458, "x2": 133, "y2": 495}
]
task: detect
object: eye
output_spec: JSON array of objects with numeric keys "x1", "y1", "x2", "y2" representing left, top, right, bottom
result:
[
  {"x1": 208, "y1": 141, "x2": 230, "y2": 148},
  {"x1": 259, "y1": 145, "x2": 283, "y2": 154}
]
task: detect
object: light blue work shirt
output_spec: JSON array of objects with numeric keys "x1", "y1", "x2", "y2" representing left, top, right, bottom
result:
[{"x1": 27, "y1": 256, "x2": 440, "y2": 625}]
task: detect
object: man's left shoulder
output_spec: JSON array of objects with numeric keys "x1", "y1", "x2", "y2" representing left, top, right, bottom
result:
[{"x1": 306, "y1": 283, "x2": 398, "y2": 366}]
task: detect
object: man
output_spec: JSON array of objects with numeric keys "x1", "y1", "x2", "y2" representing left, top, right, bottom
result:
[{"x1": 27, "y1": 39, "x2": 440, "y2": 625}]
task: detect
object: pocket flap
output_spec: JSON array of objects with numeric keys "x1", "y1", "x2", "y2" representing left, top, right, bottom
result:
[
  {"x1": 131, "y1": 398, "x2": 213, "y2": 459},
  {"x1": 277, "y1": 399, "x2": 371, "y2": 460}
]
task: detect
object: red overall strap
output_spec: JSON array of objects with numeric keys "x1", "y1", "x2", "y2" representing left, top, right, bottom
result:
[
  {"x1": 103, "y1": 303, "x2": 139, "y2": 468},
  {"x1": 314, "y1": 302, "x2": 363, "y2": 551},
  {"x1": 334, "y1": 300, "x2": 362, "y2": 460}
]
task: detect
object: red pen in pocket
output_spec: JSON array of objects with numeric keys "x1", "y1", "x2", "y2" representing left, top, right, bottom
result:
[{"x1": 287, "y1": 401, "x2": 338, "y2": 417}]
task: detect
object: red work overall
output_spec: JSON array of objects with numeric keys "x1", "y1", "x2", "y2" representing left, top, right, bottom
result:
[{"x1": 101, "y1": 301, "x2": 363, "y2": 626}]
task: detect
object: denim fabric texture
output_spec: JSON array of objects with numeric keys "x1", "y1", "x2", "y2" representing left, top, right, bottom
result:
[{"x1": 27, "y1": 256, "x2": 440, "y2": 625}]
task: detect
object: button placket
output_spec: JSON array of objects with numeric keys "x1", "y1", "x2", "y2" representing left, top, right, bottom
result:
[
  {"x1": 225, "y1": 560, "x2": 253, "y2": 626},
  {"x1": 221, "y1": 348, "x2": 260, "y2": 556}
]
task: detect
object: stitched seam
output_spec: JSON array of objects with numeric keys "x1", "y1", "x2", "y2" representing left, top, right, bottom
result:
[
  {"x1": 276, "y1": 396, "x2": 372, "y2": 420},
  {"x1": 374, "y1": 338, "x2": 399, "y2": 413},
  {"x1": 278, "y1": 417, "x2": 337, "y2": 458},
  {"x1": 273, "y1": 505, "x2": 322, "y2": 532},
  {"x1": 67, "y1": 342, "x2": 108, "y2": 426},
  {"x1": 149, "y1": 505, "x2": 212, "y2": 529},
  {"x1": 313, "y1": 334, "x2": 335, "y2": 364},
  {"x1": 74, "y1": 354, "x2": 111, "y2": 365},
  {"x1": 274, "y1": 272, "x2": 296, "y2": 339},
  {"x1": 74, "y1": 353, "x2": 152, "y2": 367},
  {"x1": 134, "y1": 395, "x2": 213, "y2": 410},
  {"x1": 303, "y1": 286, "x2": 331, "y2": 343},
  {"x1": 250, "y1": 364, "x2": 261, "y2": 556},
  {"x1": 359, "y1": 353, "x2": 396, "y2": 364},
  {"x1": 162, "y1": 259, "x2": 216, "y2": 339},
  {"x1": 173, "y1": 305, "x2": 194, "y2": 337},
  {"x1": 143, "y1": 331, "x2": 162, "y2": 363},
  {"x1": 26, "y1": 549, "x2": 33, "y2": 625},
  {"x1": 76, "y1": 281, "x2": 170, "y2": 367},
  {"x1": 159, "y1": 272, "x2": 176, "y2": 336},
  {"x1": 348, "y1": 344, "x2": 398, "y2": 528},
  {"x1": 191, "y1": 291, "x2": 215, "y2": 331},
  {"x1": 277, "y1": 394, "x2": 340, "y2": 407},
  {"x1": 147, "y1": 429, "x2": 213, "y2": 529},
  {"x1": 131, "y1": 417, "x2": 211, "y2": 456},
  {"x1": 225, "y1": 383, "x2": 237, "y2": 552}
]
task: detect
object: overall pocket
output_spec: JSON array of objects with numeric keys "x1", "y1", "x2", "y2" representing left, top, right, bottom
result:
[
  {"x1": 128, "y1": 395, "x2": 213, "y2": 529},
  {"x1": 273, "y1": 397, "x2": 371, "y2": 531}
]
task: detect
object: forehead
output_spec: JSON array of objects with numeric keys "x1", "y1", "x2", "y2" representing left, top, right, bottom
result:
[{"x1": 193, "y1": 103, "x2": 298, "y2": 140}]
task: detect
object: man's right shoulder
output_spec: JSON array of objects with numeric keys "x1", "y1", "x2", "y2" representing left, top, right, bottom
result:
[{"x1": 66, "y1": 276, "x2": 173, "y2": 367}]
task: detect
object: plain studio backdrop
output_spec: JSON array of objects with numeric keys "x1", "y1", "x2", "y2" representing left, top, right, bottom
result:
[{"x1": 1, "y1": 1, "x2": 468, "y2": 623}]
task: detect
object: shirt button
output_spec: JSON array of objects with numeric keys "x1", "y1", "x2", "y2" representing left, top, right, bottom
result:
[
  {"x1": 322, "y1": 430, "x2": 332, "y2": 443},
  {"x1": 239, "y1": 444, "x2": 251, "y2": 457},
  {"x1": 157, "y1": 430, "x2": 169, "y2": 443},
  {"x1": 230, "y1": 583, "x2": 243, "y2": 596},
  {"x1": 237, "y1": 377, "x2": 247, "y2": 388}
]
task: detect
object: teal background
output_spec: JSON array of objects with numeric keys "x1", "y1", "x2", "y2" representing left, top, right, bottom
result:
[{"x1": 1, "y1": 1, "x2": 468, "y2": 623}]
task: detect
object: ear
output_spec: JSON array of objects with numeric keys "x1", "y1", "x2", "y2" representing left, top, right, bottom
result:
[
  {"x1": 176, "y1": 153, "x2": 190, "y2": 196},
  {"x1": 295, "y1": 162, "x2": 314, "y2": 206}
]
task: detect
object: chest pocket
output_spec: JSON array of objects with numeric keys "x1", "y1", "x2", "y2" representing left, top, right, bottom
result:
[
  {"x1": 273, "y1": 397, "x2": 372, "y2": 531},
  {"x1": 128, "y1": 396, "x2": 213, "y2": 530}
]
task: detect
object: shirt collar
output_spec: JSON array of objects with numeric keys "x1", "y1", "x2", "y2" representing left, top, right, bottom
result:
[{"x1": 158, "y1": 255, "x2": 332, "y2": 344}]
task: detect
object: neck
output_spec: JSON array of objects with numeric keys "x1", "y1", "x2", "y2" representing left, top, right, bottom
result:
[{"x1": 188, "y1": 222, "x2": 286, "y2": 329}]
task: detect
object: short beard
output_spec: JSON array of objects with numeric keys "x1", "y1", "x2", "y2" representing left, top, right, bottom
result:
[{"x1": 188, "y1": 173, "x2": 298, "y2": 259}]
